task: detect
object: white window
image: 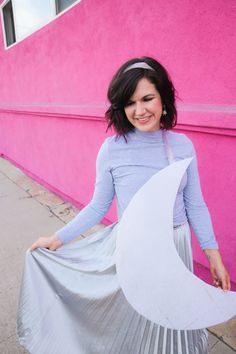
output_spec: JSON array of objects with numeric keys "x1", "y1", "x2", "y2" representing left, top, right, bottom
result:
[
  {"x1": 13, "y1": 0, "x2": 55, "y2": 41},
  {"x1": 1, "y1": 0, "x2": 80, "y2": 48}
]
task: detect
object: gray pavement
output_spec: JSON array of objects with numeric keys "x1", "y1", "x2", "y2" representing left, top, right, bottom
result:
[{"x1": 0, "y1": 156, "x2": 235, "y2": 354}]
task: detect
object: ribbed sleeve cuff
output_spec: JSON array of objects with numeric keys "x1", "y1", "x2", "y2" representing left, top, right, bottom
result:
[{"x1": 200, "y1": 240, "x2": 219, "y2": 250}]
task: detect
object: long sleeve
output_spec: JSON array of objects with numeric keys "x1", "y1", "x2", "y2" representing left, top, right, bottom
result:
[
  {"x1": 56, "y1": 138, "x2": 115, "y2": 244},
  {"x1": 183, "y1": 138, "x2": 218, "y2": 250}
]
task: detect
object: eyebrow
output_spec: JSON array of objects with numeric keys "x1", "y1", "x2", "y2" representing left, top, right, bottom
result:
[{"x1": 143, "y1": 94, "x2": 155, "y2": 98}]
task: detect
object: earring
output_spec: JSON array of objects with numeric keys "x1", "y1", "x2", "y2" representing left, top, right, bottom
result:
[{"x1": 162, "y1": 105, "x2": 167, "y2": 116}]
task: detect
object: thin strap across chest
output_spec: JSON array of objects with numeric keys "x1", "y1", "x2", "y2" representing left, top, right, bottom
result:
[{"x1": 162, "y1": 130, "x2": 175, "y2": 165}]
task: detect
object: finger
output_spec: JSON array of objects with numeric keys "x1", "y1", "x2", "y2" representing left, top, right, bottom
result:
[
  {"x1": 221, "y1": 272, "x2": 231, "y2": 291},
  {"x1": 30, "y1": 240, "x2": 45, "y2": 251},
  {"x1": 211, "y1": 270, "x2": 218, "y2": 282},
  {"x1": 49, "y1": 240, "x2": 62, "y2": 251},
  {"x1": 30, "y1": 243, "x2": 38, "y2": 251},
  {"x1": 221, "y1": 278, "x2": 229, "y2": 291},
  {"x1": 226, "y1": 274, "x2": 231, "y2": 291}
]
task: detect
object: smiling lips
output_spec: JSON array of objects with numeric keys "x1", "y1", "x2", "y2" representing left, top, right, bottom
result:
[{"x1": 135, "y1": 115, "x2": 152, "y2": 124}]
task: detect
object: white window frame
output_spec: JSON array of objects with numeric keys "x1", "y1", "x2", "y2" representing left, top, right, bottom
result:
[
  {"x1": 0, "y1": 0, "x2": 82, "y2": 50},
  {"x1": 1, "y1": 0, "x2": 17, "y2": 48}
]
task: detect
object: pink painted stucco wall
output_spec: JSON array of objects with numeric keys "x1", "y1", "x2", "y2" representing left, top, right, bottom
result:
[{"x1": 0, "y1": 0, "x2": 235, "y2": 281}]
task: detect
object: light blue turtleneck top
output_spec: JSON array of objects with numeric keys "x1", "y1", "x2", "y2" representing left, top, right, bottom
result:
[{"x1": 56, "y1": 129, "x2": 218, "y2": 250}]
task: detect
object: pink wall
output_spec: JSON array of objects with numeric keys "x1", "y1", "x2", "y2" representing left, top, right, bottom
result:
[{"x1": 0, "y1": 0, "x2": 235, "y2": 281}]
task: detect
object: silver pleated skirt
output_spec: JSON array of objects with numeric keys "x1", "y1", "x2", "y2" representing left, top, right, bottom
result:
[{"x1": 17, "y1": 222, "x2": 209, "y2": 354}]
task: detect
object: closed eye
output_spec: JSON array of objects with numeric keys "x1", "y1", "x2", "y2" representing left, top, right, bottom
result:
[
  {"x1": 125, "y1": 95, "x2": 155, "y2": 107},
  {"x1": 125, "y1": 101, "x2": 134, "y2": 107},
  {"x1": 143, "y1": 97, "x2": 154, "y2": 102}
]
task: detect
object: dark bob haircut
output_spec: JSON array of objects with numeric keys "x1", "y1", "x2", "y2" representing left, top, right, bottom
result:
[{"x1": 105, "y1": 57, "x2": 177, "y2": 137}]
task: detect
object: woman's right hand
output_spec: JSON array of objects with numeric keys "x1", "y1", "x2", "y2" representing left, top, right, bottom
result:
[{"x1": 30, "y1": 234, "x2": 63, "y2": 251}]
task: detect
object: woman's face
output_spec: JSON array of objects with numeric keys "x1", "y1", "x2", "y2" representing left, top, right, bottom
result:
[{"x1": 124, "y1": 77, "x2": 163, "y2": 132}]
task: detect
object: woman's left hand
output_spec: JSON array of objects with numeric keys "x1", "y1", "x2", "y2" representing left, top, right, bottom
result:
[{"x1": 204, "y1": 249, "x2": 231, "y2": 291}]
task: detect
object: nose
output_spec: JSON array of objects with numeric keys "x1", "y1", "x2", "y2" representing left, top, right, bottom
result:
[{"x1": 134, "y1": 101, "x2": 146, "y2": 116}]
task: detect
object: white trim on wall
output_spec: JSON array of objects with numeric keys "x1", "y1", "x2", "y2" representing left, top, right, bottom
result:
[{"x1": 0, "y1": 103, "x2": 235, "y2": 137}]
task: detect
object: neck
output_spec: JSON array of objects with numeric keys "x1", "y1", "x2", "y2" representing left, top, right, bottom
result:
[{"x1": 131, "y1": 128, "x2": 164, "y2": 142}]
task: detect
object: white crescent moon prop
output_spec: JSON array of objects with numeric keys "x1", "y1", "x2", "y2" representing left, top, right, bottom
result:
[{"x1": 116, "y1": 158, "x2": 236, "y2": 330}]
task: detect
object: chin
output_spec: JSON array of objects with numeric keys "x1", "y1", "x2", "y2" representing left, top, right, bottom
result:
[{"x1": 136, "y1": 124, "x2": 160, "y2": 132}]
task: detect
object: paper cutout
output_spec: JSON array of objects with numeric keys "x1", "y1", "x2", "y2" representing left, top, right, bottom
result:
[{"x1": 116, "y1": 158, "x2": 236, "y2": 330}]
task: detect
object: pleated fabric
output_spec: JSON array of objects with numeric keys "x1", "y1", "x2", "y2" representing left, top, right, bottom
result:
[{"x1": 17, "y1": 222, "x2": 209, "y2": 354}]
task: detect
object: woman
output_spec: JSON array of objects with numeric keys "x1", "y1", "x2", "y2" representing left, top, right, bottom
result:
[{"x1": 18, "y1": 57, "x2": 230, "y2": 354}]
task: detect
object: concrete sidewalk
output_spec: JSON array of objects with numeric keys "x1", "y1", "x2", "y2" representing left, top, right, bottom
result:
[{"x1": 0, "y1": 156, "x2": 235, "y2": 354}]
